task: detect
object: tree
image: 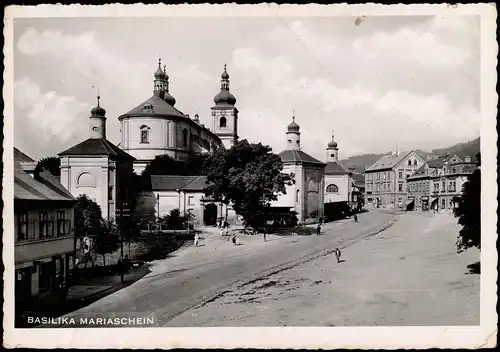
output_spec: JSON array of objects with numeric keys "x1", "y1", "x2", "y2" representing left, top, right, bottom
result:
[
  {"x1": 35, "y1": 156, "x2": 61, "y2": 177},
  {"x1": 203, "y1": 139, "x2": 295, "y2": 231},
  {"x1": 116, "y1": 214, "x2": 142, "y2": 256},
  {"x1": 94, "y1": 219, "x2": 120, "y2": 266},
  {"x1": 453, "y1": 152, "x2": 481, "y2": 253},
  {"x1": 74, "y1": 194, "x2": 103, "y2": 239},
  {"x1": 142, "y1": 154, "x2": 188, "y2": 177}
]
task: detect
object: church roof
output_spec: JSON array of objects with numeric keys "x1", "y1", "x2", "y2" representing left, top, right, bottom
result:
[
  {"x1": 14, "y1": 160, "x2": 75, "y2": 202},
  {"x1": 58, "y1": 138, "x2": 135, "y2": 161},
  {"x1": 279, "y1": 150, "x2": 325, "y2": 166},
  {"x1": 325, "y1": 161, "x2": 352, "y2": 175},
  {"x1": 151, "y1": 175, "x2": 207, "y2": 192},
  {"x1": 119, "y1": 95, "x2": 186, "y2": 119}
]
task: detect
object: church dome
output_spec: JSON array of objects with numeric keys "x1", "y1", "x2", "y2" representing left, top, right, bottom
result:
[
  {"x1": 154, "y1": 59, "x2": 166, "y2": 79},
  {"x1": 287, "y1": 118, "x2": 300, "y2": 132},
  {"x1": 221, "y1": 68, "x2": 230, "y2": 80},
  {"x1": 213, "y1": 90, "x2": 236, "y2": 105},
  {"x1": 91, "y1": 96, "x2": 106, "y2": 116},
  {"x1": 328, "y1": 140, "x2": 338, "y2": 148},
  {"x1": 164, "y1": 91, "x2": 176, "y2": 106}
]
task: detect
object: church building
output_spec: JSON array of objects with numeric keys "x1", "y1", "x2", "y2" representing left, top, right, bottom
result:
[
  {"x1": 58, "y1": 97, "x2": 135, "y2": 220},
  {"x1": 118, "y1": 60, "x2": 238, "y2": 174},
  {"x1": 272, "y1": 116, "x2": 326, "y2": 223}
]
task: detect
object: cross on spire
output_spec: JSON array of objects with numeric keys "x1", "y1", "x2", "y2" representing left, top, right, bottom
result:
[{"x1": 97, "y1": 86, "x2": 100, "y2": 106}]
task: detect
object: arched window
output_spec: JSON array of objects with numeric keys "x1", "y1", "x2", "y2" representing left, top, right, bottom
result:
[
  {"x1": 76, "y1": 172, "x2": 95, "y2": 187},
  {"x1": 326, "y1": 184, "x2": 339, "y2": 193},
  {"x1": 140, "y1": 125, "x2": 150, "y2": 144},
  {"x1": 408, "y1": 160, "x2": 411, "y2": 166},
  {"x1": 219, "y1": 116, "x2": 227, "y2": 128},
  {"x1": 182, "y1": 129, "x2": 188, "y2": 147}
]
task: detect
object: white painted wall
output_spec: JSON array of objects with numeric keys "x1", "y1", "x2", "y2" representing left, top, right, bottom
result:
[{"x1": 324, "y1": 174, "x2": 350, "y2": 203}]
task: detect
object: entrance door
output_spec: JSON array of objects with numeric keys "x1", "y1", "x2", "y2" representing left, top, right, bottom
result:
[{"x1": 203, "y1": 203, "x2": 218, "y2": 226}]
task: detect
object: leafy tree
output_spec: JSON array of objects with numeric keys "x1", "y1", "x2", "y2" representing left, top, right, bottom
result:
[
  {"x1": 142, "y1": 154, "x2": 188, "y2": 177},
  {"x1": 185, "y1": 153, "x2": 210, "y2": 175},
  {"x1": 94, "y1": 219, "x2": 121, "y2": 266},
  {"x1": 160, "y1": 208, "x2": 193, "y2": 230},
  {"x1": 203, "y1": 139, "x2": 294, "y2": 231},
  {"x1": 35, "y1": 156, "x2": 61, "y2": 177},
  {"x1": 453, "y1": 152, "x2": 481, "y2": 253},
  {"x1": 74, "y1": 194, "x2": 103, "y2": 239},
  {"x1": 116, "y1": 214, "x2": 142, "y2": 256}
]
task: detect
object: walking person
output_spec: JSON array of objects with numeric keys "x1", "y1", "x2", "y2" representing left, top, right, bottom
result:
[
  {"x1": 316, "y1": 223, "x2": 321, "y2": 236},
  {"x1": 232, "y1": 234, "x2": 237, "y2": 246},
  {"x1": 194, "y1": 233, "x2": 199, "y2": 247},
  {"x1": 335, "y1": 248, "x2": 342, "y2": 263},
  {"x1": 354, "y1": 214, "x2": 358, "y2": 223}
]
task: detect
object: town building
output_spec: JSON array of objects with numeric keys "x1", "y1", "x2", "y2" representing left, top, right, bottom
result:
[
  {"x1": 14, "y1": 147, "x2": 76, "y2": 316},
  {"x1": 134, "y1": 175, "x2": 237, "y2": 227},
  {"x1": 118, "y1": 61, "x2": 235, "y2": 173},
  {"x1": 272, "y1": 116, "x2": 326, "y2": 223},
  {"x1": 58, "y1": 97, "x2": 136, "y2": 220},
  {"x1": 407, "y1": 154, "x2": 478, "y2": 212},
  {"x1": 364, "y1": 150, "x2": 425, "y2": 208}
]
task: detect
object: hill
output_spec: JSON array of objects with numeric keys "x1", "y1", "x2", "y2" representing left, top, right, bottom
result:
[{"x1": 340, "y1": 137, "x2": 480, "y2": 173}]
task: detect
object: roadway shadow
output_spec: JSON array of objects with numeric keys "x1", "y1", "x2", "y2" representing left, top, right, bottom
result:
[
  {"x1": 337, "y1": 260, "x2": 346, "y2": 263},
  {"x1": 195, "y1": 244, "x2": 206, "y2": 247}
]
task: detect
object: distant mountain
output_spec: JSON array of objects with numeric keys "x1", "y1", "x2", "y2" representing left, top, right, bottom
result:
[{"x1": 340, "y1": 137, "x2": 480, "y2": 174}]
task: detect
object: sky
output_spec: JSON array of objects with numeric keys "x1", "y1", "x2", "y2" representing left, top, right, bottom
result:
[{"x1": 13, "y1": 15, "x2": 480, "y2": 162}]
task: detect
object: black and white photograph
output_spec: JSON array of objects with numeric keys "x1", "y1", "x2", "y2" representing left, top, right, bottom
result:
[{"x1": 2, "y1": 3, "x2": 497, "y2": 349}]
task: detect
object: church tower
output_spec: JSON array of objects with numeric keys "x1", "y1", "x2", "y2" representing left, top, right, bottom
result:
[
  {"x1": 326, "y1": 131, "x2": 339, "y2": 162},
  {"x1": 212, "y1": 64, "x2": 238, "y2": 149},
  {"x1": 89, "y1": 95, "x2": 107, "y2": 139},
  {"x1": 286, "y1": 115, "x2": 301, "y2": 150},
  {"x1": 153, "y1": 58, "x2": 176, "y2": 106}
]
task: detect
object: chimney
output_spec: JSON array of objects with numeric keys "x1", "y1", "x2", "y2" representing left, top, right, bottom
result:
[
  {"x1": 464, "y1": 156, "x2": 471, "y2": 163},
  {"x1": 194, "y1": 113, "x2": 200, "y2": 123},
  {"x1": 20, "y1": 161, "x2": 38, "y2": 178},
  {"x1": 185, "y1": 114, "x2": 190, "y2": 119},
  {"x1": 201, "y1": 124, "x2": 205, "y2": 128}
]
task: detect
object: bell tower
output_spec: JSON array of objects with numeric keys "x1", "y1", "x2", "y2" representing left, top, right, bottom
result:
[
  {"x1": 211, "y1": 64, "x2": 238, "y2": 149},
  {"x1": 326, "y1": 130, "x2": 339, "y2": 162},
  {"x1": 89, "y1": 95, "x2": 106, "y2": 139}
]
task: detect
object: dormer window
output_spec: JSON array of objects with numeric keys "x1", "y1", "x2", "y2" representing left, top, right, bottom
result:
[
  {"x1": 142, "y1": 103, "x2": 154, "y2": 113},
  {"x1": 408, "y1": 160, "x2": 411, "y2": 166},
  {"x1": 413, "y1": 160, "x2": 417, "y2": 166},
  {"x1": 140, "y1": 125, "x2": 150, "y2": 144},
  {"x1": 219, "y1": 116, "x2": 227, "y2": 128}
]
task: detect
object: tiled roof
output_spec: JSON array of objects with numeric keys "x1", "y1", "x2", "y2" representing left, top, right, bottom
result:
[
  {"x1": 325, "y1": 161, "x2": 352, "y2": 175},
  {"x1": 14, "y1": 161, "x2": 75, "y2": 202},
  {"x1": 279, "y1": 150, "x2": 325, "y2": 166},
  {"x1": 408, "y1": 164, "x2": 428, "y2": 179},
  {"x1": 120, "y1": 95, "x2": 186, "y2": 118},
  {"x1": 59, "y1": 138, "x2": 135, "y2": 160},
  {"x1": 14, "y1": 147, "x2": 35, "y2": 163},
  {"x1": 427, "y1": 154, "x2": 461, "y2": 168},
  {"x1": 151, "y1": 175, "x2": 208, "y2": 192},
  {"x1": 366, "y1": 151, "x2": 412, "y2": 171}
]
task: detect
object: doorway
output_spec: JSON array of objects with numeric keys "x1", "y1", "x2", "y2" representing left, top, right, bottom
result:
[{"x1": 204, "y1": 203, "x2": 218, "y2": 226}]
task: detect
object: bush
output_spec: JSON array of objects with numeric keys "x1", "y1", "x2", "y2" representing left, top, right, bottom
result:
[{"x1": 159, "y1": 208, "x2": 195, "y2": 230}]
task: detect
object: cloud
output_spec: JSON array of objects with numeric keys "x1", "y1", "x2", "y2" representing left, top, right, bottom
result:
[{"x1": 14, "y1": 78, "x2": 91, "y2": 159}]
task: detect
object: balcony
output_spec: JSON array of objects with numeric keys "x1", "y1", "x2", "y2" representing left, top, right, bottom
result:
[{"x1": 15, "y1": 235, "x2": 74, "y2": 264}]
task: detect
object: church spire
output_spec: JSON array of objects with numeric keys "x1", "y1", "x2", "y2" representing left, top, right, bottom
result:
[
  {"x1": 327, "y1": 129, "x2": 339, "y2": 162},
  {"x1": 90, "y1": 92, "x2": 106, "y2": 139},
  {"x1": 286, "y1": 113, "x2": 301, "y2": 150},
  {"x1": 213, "y1": 63, "x2": 236, "y2": 106}
]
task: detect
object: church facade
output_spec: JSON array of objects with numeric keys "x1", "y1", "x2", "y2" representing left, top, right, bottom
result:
[
  {"x1": 118, "y1": 60, "x2": 238, "y2": 174},
  {"x1": 273, "y1": 116, "x2": 326, "y2": 223}
]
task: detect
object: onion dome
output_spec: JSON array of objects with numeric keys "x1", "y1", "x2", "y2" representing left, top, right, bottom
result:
[
  {"x1": 164, "y1": 91, "x2": 176, "y2": 106},
  {"x1": 91, "y1": 96, "x2": 106, "y2": 116},
  {"x1": 287, "y1": 116, "x2": 300, "y2": 132},
  {"x1": 154, "y1": 58, "x2": 166, "y2": 79},
  {"x1": 327, "y1": 131, "x2": 338, "y2": 148},
  {"x1": 213, "y1": 64, "x2": 236, "y2": 105}
]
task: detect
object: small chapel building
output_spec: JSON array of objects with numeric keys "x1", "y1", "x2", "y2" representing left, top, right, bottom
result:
[
  {"x1": 58, "y1": 97, "x2": 135, "y2": 220},
  {"x1": 272, "y1": 116, "x2": 326, "y2": 223}
]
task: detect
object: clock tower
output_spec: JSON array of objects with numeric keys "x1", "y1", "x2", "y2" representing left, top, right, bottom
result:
[
  {"x1": 211, "y1": 64, "x2": 238, "y2": 149},
  {"x1": 90, "y1": 95, "x2": 106, "y2": 139}
]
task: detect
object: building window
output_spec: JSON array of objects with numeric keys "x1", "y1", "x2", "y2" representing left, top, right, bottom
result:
[
  {"x1": 441, "y1": 199, "x2": 446, "y2": 209},
  {"x1": 108, "y1": 186, "x2": 114, "y2": 201},
  {"x1": 77, "y1": 172, "x2": 95, "y2": 187},
  {"x1": 408, "y1": 160, "x2": 411, "y2": 166},
  {"x1": 39, "y1": 211, "x2": 52, "y2": 238},
  {"x1": 188, "y1": 196, "x2": 195, "y2": 206},
  {"x1": 182, "y1": 129, "x2": 188, "y2": 147},
  {"x1": 57, "y1": 210, "x2": 65, "y2": 236},
  {"x1": 17, "y1": 212, "x2": 28, "y2": 241},
  {"x1": 219, "y1": 116, "x2": 227, "y2": 127},
  {"x1": 398, "y1": 183, "x2": 403, "y2": 192},
  {"x1": 452, "y1": 167, "x2": 456, "y2": 174},
  {"x1": 326, "y1": 184, "x2": 339, "y2": 193},
  {"x1": 399, "y1": 172, "x2": 403, "y2": 179},
  {"x1": 383, "y1": 173, "x2": 386, "y2": 180},
  {"x1": 414, "y1": 160, "x2": 418, "y2": 166},
  {"x1": 441, "y1": 181, "x2": 446, "y2": 192},
  {"x1": 140, "y1": 129, "x2": 149, "y2": 144}
]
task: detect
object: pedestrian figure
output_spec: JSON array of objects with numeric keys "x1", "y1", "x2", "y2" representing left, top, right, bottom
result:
[
  {"x1": 354, "y1": 214, "x2": 358, "y2": 222},
  {"x1": 316, "y1": 224, "x2": 321, "y2": 236},
  {"x1": 319, "y1": 216, "x2": 323, "y2": 225},
  {"x1": 264, "y1": 232, "x2": 267, "y2": 242},
  {"x1": 194, "y1": 233, "x2": 199, "y2": 247},
  {"x1": 232, "y1": 235, "x2": 237, "y2": 246},
  {"x1": 335, "y1": 248, "x2": 342, "y2": 263},
  {"x1": 236, "y1": 236, "x2": 240, "y2": 246}
]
